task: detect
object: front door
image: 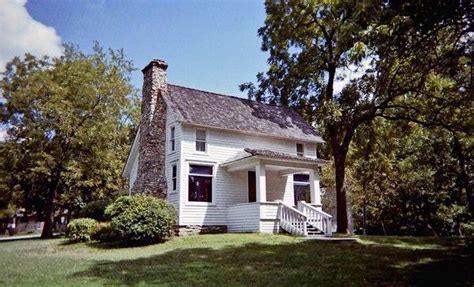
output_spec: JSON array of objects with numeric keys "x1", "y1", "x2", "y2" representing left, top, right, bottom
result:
[
  {"x1": 248, "y1": 171, "x2": 256, "y2": 202},
  {"x1": 293, "y1": 185, "x2": 311, "y2": 206},
  {"x1": 293, "y1": 174, "x2": 310, "y2": 205}
]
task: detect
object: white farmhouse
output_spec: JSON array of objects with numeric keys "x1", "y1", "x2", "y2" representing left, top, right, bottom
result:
[{"x1": 123, "y1": 59, "x2": 333, "y2": 237}]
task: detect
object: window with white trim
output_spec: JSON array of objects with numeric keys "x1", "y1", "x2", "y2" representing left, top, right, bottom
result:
[
  {"x1": 170, "y1": 126, "x2": 175, "y2": 152},
  {"x1": 188, "y1": 164, "x2": 213, "y2": 202},
  {"x1": 195, "y1": 130, "x2": 206, "y2": 152},
  {"x1": 171, "y1": 164, "x2": 177, "y2": 191},
  {"x1": 293, "y1": 174, "x2": 310, "y2": 205},
  {"x1": 296, "y1": 143, "x2": 304, "y2": 157}
]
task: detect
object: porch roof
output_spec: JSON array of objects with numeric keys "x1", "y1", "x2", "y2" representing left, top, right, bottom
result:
[{"x1": 221, "y1": 148, "x2": 328, "y2": 171}]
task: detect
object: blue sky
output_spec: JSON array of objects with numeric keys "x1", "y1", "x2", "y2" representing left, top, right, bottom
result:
[{"x1": 24, "y1": 0, "x2": 268, "y2": 97}]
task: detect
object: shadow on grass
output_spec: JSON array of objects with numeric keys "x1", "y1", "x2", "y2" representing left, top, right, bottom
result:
[{"x1": 73, "y1": 238, "x2": 474, "y2": 286}]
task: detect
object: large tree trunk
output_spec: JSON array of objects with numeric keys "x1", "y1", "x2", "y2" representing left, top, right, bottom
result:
[
  {"x1": 41, "y1": 185, "x2": 56, "y2": 239},
  {"x1": 334, "y1": 152, "x2": 349, "y2": 233}
]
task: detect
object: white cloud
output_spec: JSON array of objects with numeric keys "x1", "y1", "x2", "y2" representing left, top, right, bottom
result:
[
  {"x1": 0, "y1": 0, "x2": 62, "y2": 72},
  {"x1": 0, "y1": 129, "x2": 6, "y2": 141}
]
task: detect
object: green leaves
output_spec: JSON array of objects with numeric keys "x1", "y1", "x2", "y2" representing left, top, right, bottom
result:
[
  {"x1": 0, "y1": 43, "x2": 140, "y2": 225},
  {"x1": 247, "y1": 0, "x2": 472, "y2": 233},
  {"x1": 348, "y1": 118, "x2": 472, "y2": 235}
]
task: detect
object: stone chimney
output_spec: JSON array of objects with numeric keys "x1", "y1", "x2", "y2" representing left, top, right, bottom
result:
[{"x1": 131, "y1": 59, "x2": 168, "y2": 197}]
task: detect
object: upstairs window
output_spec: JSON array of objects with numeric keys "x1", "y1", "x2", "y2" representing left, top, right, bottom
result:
[
  {"x1": 296, "y1": 143, "x2": 304, "y2": 157},
  {"x1": 170, "y1": 126, "x2": 176, "y2": 152},
  {"x1": 171, "y1": 164, "x2": 177, "y2": 191},
  {"x1": 195, "y1": 130, "x2": 207, "y2": 152},
  {"x1": 188, "y1": 165, "x2": 213, "y2": 202}
]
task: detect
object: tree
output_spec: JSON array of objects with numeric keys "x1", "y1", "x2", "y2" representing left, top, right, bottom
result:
[
  {"x1": 347, "y1": 116, "x2": 472, "y2": 236},
  {"x1": 0, "y1": 43, "x2": 140, "y2": 238},
  {"x1": 242, "y1": 0, "x2": 472, "y2": 233}
]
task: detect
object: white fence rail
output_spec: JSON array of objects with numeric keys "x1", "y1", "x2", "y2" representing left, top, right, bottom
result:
[
  {"x1": 277, "y1": 201, "x2": 308, "y2": 236},
  {"x1": 297, "y1": 201, "x2": 333, "y2": 236}
]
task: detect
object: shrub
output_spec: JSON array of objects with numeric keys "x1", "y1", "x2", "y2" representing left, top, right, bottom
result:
[
  {"x1": 79, "y1": 199, "x2": 112, "y2": 222},
  {"x1": 105, "y1": 195, "x2": 176, "y2": 245},
  {"x1": 461, "y1": 222, "x2": 474, "y2": 236},
  {"x1": 91, "y1": 222, "x2": 115, "y2": 242},
  {"x1": 66, "y1": 218, "x2": 98, "y2": 242}
]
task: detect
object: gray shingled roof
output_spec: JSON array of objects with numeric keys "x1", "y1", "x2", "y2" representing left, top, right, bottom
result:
[
  {"x1": 221, "y1": 148, "x2": 328, "y2": 166},
  {"x1": 243, "y1": 148, "x2": 328, "y2": 164},
  {"x1": 163, "y1": 84, "x2": 324, "y2": 143}
]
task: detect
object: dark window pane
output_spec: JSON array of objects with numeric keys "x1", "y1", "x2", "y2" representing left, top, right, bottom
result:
[
  {"x1": 196, "y1": 141, "x2": 206, "y2": 152},
  {"x1": 196, "y1": 130, "x2": 206, "y2": 141},
  {"x1": 190, "y1": 165, "x2": 213, "y2": 175},
  {"x1": 294, "y1": 185, "x2": 311, "y2": 205},
  {"x1": 172, "y1": 165, "x2": 177, "y2": 177},
  {"x1": 293, "y1": 174, "x2": 309, "y2": 182},
  {"x1": 170, "y1": 127, "x2": 176, "y2": 151},
  {"x1": 172, "y1": 178, "x2": 177, "y2": 191},
  {"x1": 248, "y1": 171, "x2": 256, "y2": 202},
  {"x1": 296, "y1": 143, "x2": 304, "y2": 156},
  {"x1": 188, "y1": 176, "x2": 212, "y2": 202}
]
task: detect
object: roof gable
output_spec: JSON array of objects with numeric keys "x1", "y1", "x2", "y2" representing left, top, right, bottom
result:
[{"x1": 163, "y1": 85, "x2": 323, "y2": 143}]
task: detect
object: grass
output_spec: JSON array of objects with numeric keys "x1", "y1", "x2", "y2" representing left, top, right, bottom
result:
[{"x1": 0, "y1": 234, "x2": 473, "y2": 286}]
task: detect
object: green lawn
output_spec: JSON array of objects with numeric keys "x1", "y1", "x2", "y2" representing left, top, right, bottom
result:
[{"x1": 0, "y1": 234, "x2": 473, "y2": 286}]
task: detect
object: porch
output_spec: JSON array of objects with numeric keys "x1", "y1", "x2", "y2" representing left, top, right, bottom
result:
[
  {"x1": 226, "y1": 200, "x2": 333, "y2": 237},
  {"x1": 222, "y1": 148, "x2": 333, "y2": 237}
]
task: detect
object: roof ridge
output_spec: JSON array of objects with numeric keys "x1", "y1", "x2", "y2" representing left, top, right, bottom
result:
[{"x1": 167, "y1": 83, "x2": 283, "y2": 108}]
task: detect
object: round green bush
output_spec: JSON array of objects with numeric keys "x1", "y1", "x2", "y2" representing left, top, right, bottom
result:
[
  {"x1": 105, "y1": 195, "x2": 176, "y2": 245},
  {"x1": 66, "y1": 218, "x2": 98, "y2": 242},
  {"x1": 79, "y1": 199, "x2": 112, "y2": 222}
]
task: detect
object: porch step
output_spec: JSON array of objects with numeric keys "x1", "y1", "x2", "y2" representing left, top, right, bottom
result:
[
  {"x1": 306, "y1": 222, "x2": 325, "y2": 236},
  {"x1": 283, "y1": 222, "x2": 325, "y2": 236}
]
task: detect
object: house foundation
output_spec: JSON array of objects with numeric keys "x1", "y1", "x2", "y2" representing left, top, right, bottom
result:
[{"x1": 175, "y1": 225, "x2": 227, "y2": 236}]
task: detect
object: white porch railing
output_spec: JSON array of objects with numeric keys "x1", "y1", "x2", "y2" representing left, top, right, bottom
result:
[
  {"x1": 297, "y1": 201, "x2": 333, "y2": 236},
  {"x1": 277, "y1": 201, "x2": 308, "y2": 236}
]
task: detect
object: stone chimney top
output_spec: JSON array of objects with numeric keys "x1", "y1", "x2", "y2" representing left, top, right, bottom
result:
[{"x1": 142, "y1": 59, "x2": 168, "y2": 74}]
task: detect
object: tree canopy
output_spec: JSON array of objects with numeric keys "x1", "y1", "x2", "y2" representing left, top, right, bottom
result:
[
  {"x1": 0, "y1": 43, "x2": 140, "y2": 238},
  {"x1": 242, "y1": 0, "x2": 473, "y2": 233}
]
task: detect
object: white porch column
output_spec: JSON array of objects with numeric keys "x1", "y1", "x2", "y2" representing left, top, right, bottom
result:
[
  {"x1": 309, "y1": 169, "x2": 322, "y2": 206},
  {"x1": 255, "y1": 163, "x2": 266, "y2": 202}
]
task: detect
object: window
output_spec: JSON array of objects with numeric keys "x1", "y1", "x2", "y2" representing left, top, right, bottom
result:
[
  {"x1": 248, "y1": 171, "x2": 256, "y2": 202},
  {"x1": 188, "y1": 165, "x2": 213, "y2": 202},
  {"x1": 195, "y1": 130, "x2": 206, "y2": 152},
  {"x1": 296, "y1": 143, "x2": 304, "y2": 156},
  {"x1": 293, "y1": 174, "x2": 310, "y2": 205},
  {"x1": 171, "y1": 164, "x2": 177, "y2": 191},
  {"x1": 170, "y1": 126, "x2": 176, "y2": 152},
  {"x1": 294, "y1": 174, "x2": 309, "y2": 183}
]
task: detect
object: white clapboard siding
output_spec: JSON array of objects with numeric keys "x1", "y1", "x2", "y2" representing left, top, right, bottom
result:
[
  {"x1": 177, "y1": 124, "x2": 312, "y2": 226},
  {"x1": 227, "y1": 203, "x2": 260, "y2": 232},
  {"x1": 259, "y1": 203, "x2": 280, "y2": 233},
  {"x1": 227, "y1": 202, "x2": 280, "y2": 233},
  {"x1": 165, "y1": 108, "x2": 181, "y2": 215},
  {"x1": 128, "y1": 155, "x2": 138, "y2": 194},
  {"x1": 266, "y1": 171, "x2": 295, "y2": 206}
]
